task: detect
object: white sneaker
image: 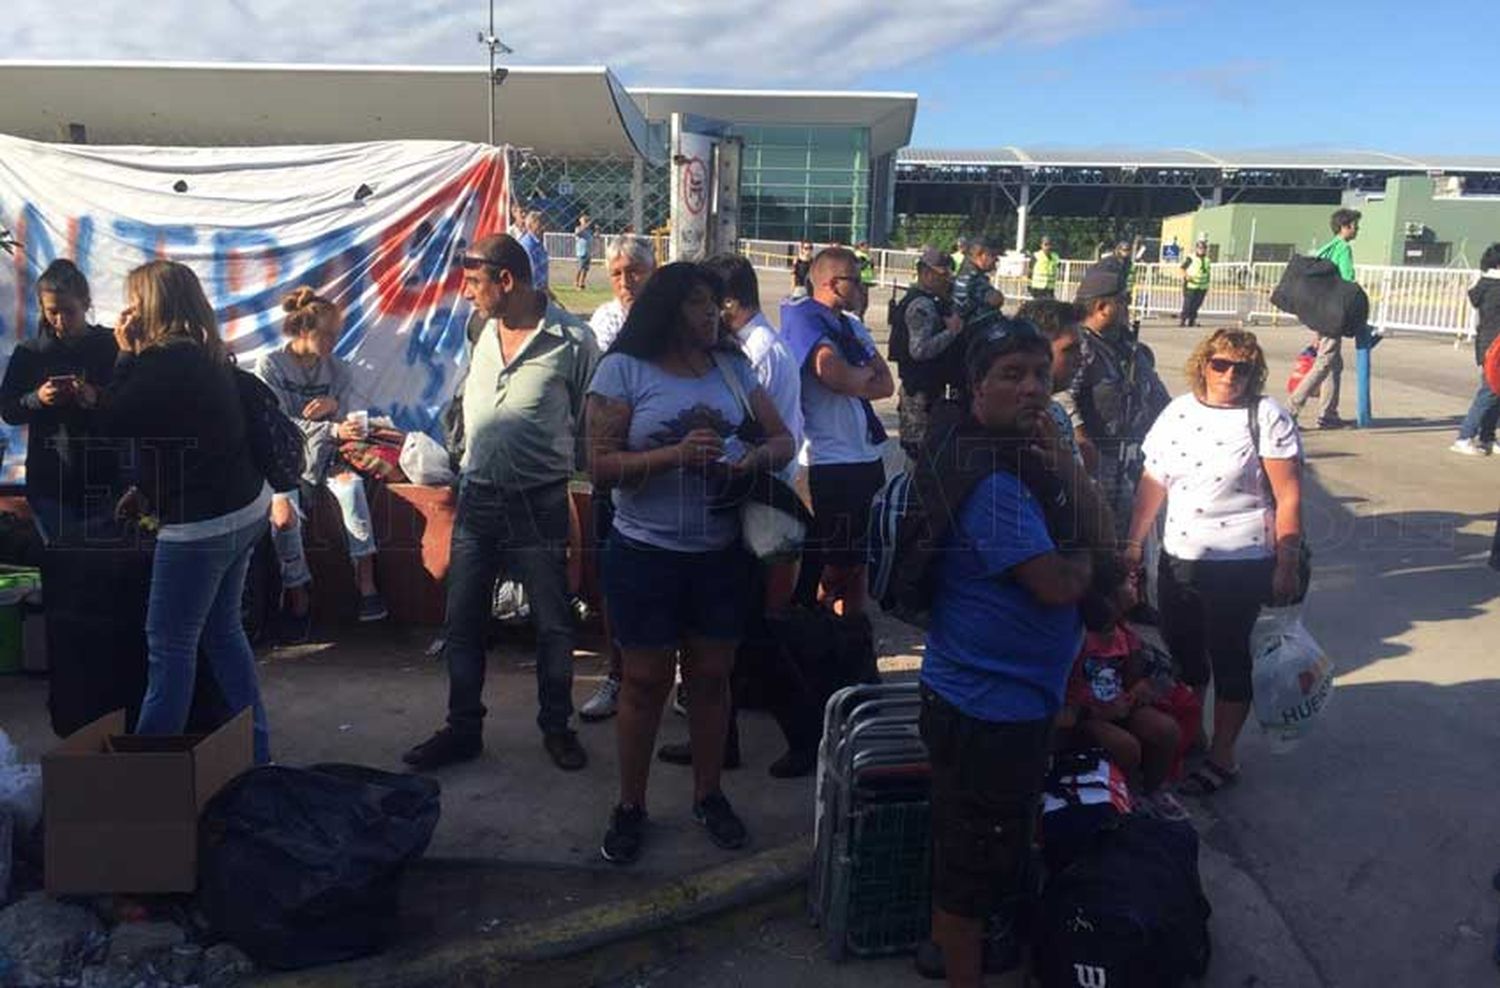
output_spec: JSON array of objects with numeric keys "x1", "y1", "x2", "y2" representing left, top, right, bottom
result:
[
  {"x1": 1449, "y1": 439, "x2": 1491, "y2": 457},
  {"x1": 580, "y1": 677, "x2": 621, "y2": 721}
]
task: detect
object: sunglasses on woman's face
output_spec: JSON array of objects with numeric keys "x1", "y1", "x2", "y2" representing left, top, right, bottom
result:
[{"x1": 1208, "y1": 357, "x2": 1251, "y2": 375}]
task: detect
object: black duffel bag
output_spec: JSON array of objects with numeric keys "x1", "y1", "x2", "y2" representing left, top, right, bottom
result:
[
  {"x1": 1270, "y1": 254, "x2": 1370, "y2": 338},
  {"x1": 198, "y1": 764, "x2": 441, "y2": 970}
]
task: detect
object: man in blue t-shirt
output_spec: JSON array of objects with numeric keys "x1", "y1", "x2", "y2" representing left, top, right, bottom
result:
[
  {"x1": 573, "y1": 213, "x2": 595, "y2": 291},
  {"x1": 517, "y1": 210, "x2": 551, "y2": 296},
  {"x1": 917, "y1": 320, "x2": 1112, "y2": 986}
]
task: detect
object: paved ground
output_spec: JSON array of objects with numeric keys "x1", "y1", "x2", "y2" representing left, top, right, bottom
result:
[{"x1": 3, "y1": 311, "x2": 1497, "y2": 985}]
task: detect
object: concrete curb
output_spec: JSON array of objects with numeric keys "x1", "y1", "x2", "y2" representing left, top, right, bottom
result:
[{"x1": 255, "y1": 838, "x2": 813, "y2": 988}]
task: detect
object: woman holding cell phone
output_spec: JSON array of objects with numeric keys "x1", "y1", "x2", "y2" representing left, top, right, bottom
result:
[
  {"x1": 0, "y1": 259, "x2": 122, "y2": 543},
  {"x1": 254, "y1": 286, "x2": 387, "y2": 641},
  {"x1": 102, "y1": 260, "x2": 273, "y2": 762}
]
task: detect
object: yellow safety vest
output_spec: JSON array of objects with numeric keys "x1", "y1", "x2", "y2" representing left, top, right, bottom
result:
[
  {"x1": 1030, "y1": 250, "x2": 1060, "y2": 290},
  {"x1": 1184, "y1": 255, "x2": 1211, "y2": 290}
]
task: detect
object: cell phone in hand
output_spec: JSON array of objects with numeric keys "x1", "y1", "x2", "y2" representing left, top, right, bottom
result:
[{"x1": 47, "y1": 375, "x2": 79, "y2": 390}]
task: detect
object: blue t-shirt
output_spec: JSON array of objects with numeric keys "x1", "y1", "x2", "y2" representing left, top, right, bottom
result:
[
  {"x1": 575, "y1": 227, "x2": 594, "y2": 260},
  {"x1": 588, "y1": 350, "x2": 760, "y2": 552},
  {"x1": 920, "y1": 470, "x2": 1084, "y2": 722},
  {"x1": 519, "y1": 231, "x2": 550, "y2": 290}
]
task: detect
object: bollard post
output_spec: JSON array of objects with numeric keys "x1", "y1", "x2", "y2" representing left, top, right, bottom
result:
[{"x1": 1355, "y1": 345, "x2": 1372, "y2": 427}]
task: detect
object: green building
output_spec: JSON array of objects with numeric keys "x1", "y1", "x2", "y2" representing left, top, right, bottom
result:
[{"x1": 1161, "y1": 175, "x2": 1500, "y2": 267}]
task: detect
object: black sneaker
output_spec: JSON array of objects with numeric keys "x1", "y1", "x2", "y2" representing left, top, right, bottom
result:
[
  {"x1": 402, "y1": 727, "x2": 482, "y2": 771},
  {"x1": 600, "y1": 804, "x2": 647, "y2": 865},
  {"x1": 693, "y1": 790, "x2": 748, "y2": 850},
  {"x1": 543, "y1": 729, "x2": 588, "y2": 771},
  {"x1": 1316, "y1": 415, "x2": 1349, "y2": 430}
]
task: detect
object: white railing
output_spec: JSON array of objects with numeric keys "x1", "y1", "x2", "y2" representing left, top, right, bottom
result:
[{"x1": 543, "y1": 234, "x2": 1482, "y2": 341}]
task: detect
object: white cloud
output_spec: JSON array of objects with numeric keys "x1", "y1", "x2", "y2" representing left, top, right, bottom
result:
[{"x1": 3, "y1": 0, "x2": 1121, "y2": 86}]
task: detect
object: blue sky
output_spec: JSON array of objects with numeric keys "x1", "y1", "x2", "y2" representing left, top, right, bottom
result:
[
  {"x1": 886, "y1": 0, "x2": 1495, "y2": 152},
  {"x1": 4, "y1": 0, "x2": 1492, "y2": 155}
]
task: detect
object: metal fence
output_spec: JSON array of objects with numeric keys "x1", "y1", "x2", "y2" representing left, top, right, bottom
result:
[{"x1": 542, "y1": 233, "x2": 1483, "y2": 341}]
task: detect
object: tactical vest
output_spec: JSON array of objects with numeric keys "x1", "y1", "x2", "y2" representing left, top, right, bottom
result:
[{"x1": 888, "y1": 286, "x2": 963, "y2": 397}]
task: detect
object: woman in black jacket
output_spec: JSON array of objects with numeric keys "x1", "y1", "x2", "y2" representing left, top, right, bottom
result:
[
  {"x1": 0, "y1": 260, "x2": 121, "y2": 542},
  {"x1": 1452, "y1": 243, "x2": 1500, "y2": 456},
  {"x1": 105, "y1": 260, "x2": 272, "y2": 763}
]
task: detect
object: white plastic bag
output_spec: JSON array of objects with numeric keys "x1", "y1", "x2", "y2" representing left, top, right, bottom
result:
[
  {"x1": 1250, "y1": 607, "x2": 1334, "y2": 752},
  {"x1": 0, "y1": 729, "x2": 43, "y2": 835},
  {"x1": 399, "y1": 431, "x2": 455, "y2": 487},
  {"x1": 741, "y1": 500, "x2": 806, "y2": 561}
]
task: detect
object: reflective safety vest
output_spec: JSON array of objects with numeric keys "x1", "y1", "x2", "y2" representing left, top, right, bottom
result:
[
  {"x1": 856, "y1": 250, "x2": 876, "y2": 285},
  {"x1": 1030, "y1": 250, "x2": 1060, "y2": 290},
  {"x1": 1183, "y1": 254, "x2": 1211, "y2": 290}
]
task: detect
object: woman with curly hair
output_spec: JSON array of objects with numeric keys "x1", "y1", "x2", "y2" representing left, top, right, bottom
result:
[{"x1": 1125, "y1": 328, "x2": 1304, "y2": 796}]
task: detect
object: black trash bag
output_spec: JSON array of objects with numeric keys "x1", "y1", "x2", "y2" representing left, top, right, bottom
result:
[
  {"x1": 1271, "y1": 255, "x2": 1370, "y2": 338},
  {"x1": 198, "y1": 763, "x2": 441, "y2": 970}
]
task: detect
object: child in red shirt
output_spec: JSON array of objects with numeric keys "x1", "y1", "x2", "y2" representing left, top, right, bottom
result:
[{"x1": 1058, "y1": 569, "x2": 1189, "y2": 821}]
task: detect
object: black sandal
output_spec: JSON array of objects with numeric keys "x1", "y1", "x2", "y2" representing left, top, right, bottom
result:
[{"x1": 1178, "y1": 761, "x2": 1239, "y2": 797}]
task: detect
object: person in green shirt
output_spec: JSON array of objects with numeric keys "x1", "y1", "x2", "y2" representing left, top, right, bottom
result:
[
  {"x1": 1289, "y1": 208, "x2": 1360, "y2": 428},
  {"x1": 1029, "y1": 236, "x2": 1061, "y2": 299}
]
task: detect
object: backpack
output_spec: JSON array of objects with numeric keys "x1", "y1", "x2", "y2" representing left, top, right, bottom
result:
[
  {"x1": 1032, "y1": 815, "x2": 1212, "y2": 988},
  {"x1": 234, "y1": 367, "x2": 306, "y2": 493},
  {"x1": 867, "y1": 470, "x2": 916, "y2": 621}
]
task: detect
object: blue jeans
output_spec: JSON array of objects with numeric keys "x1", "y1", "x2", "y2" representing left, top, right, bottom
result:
[
  {"x1": 444, "y1": 479, "x2": 574, "y2": 736},
  {"x1": 1457, "y1": 370, "x2": 1500, "y2": 445},
  {"x1": 136, "y1": 517, "x2": 271, "y2": 763},
  {"x1": 271, "y1": 474, "x2": 377, "y2": 589}
]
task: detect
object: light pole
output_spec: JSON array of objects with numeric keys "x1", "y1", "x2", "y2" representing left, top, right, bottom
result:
[{"x1": 477, "y1": 0, "x2": 513, "y2": 147}]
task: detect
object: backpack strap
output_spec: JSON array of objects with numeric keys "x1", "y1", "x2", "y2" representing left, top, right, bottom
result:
[{"x1": 1247, "y1": 398, "x2": 1275, "y2": 505}]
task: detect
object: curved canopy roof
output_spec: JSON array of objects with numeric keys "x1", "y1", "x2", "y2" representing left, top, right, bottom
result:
[
  {"x1": 0, "y1": 61, "x2": 657, "y2": 160},
  {"x1": 0, "y1": 61, "x2": 918, "y2": 164},
  {"x1": 899, "y1": 147, "x2": 1500, "y2": 172}
]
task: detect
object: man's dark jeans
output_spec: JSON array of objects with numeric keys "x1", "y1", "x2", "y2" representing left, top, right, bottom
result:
[{"x1": 445, "y1": 479, "x2": 574, "y2": 736}]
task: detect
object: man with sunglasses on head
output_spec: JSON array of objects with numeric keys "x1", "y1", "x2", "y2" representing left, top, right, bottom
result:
[
  {"x1": 1065, "y1": 257, "x2": 1170, "y2": 539},
  {"x1": 405, "y1": 234, "x2": 599, "y2": 774},
  {"x1": 910, "y1": 318, "x2": 1114, "y2": 986}
]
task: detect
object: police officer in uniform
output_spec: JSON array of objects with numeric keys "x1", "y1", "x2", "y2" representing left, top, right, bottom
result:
[{"x1": 888, "y1": 247, "x2": 963, "y2": 463}]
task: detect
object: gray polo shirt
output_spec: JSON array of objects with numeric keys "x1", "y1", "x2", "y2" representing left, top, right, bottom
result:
[{"x1": 461, "y1": 302, "x2": 598, "y2": 491}]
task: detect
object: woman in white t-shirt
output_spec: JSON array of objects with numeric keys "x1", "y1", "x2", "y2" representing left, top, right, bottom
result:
[{"x1": 1125, "y1": 328, "x2": 1305, "y2": 797}]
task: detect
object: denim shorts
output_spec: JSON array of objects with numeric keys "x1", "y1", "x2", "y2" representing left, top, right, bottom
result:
[{"x1": 602, "y1": 530, "x2": 752, "y2": 648}]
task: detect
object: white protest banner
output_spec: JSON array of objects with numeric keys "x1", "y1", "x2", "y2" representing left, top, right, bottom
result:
[{"x1": 0, "y1": 134, "x2": 509, "y2": 481}]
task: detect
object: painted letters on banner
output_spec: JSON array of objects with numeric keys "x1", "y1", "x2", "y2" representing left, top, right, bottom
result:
[{"x1": 0, "y1": 134, "x2": 509, "y2": 480}]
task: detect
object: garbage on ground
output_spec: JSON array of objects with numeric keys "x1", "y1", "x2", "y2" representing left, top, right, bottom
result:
[{"x1": 197, "y1": 763, "x2": 440, "y2": 970}]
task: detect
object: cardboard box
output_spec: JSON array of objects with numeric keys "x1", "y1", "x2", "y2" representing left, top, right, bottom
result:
[{"x1": 43, "y1": 708, "x2": 253, "y2": 894}]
